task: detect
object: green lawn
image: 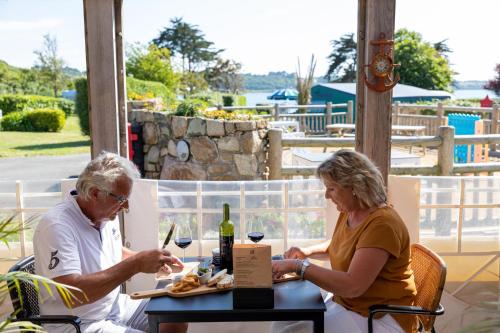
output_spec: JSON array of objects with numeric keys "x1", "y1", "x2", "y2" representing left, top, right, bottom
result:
[{"x1": 0, "y1": 115, "x2": 90, "y2": 157}]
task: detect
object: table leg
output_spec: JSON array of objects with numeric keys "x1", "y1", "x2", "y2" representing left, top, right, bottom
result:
[
  {"x1": 148, "y1": 315, "x2": 159, "y2": 333},
  {"x1": 312, "y1": 313, "x2": 324, "y2": 333}
]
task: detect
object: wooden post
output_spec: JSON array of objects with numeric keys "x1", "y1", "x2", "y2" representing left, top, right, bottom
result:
[
  {"x1": 274, "y1": 103, "x2": 280, "y2": 121},
  {"x1": 355, "y1": 0, "x2": 367, "y2": 152},
  {"x1": 114, "y1": 0, "x2": 128, "y2": 158},
  {"x1": 438, "y1": 126, "x2": 455, "y2": 176},
  {"x1": 393, "y1": 101, "x2": 400, "y2": 125},
  {"x1": 491, "y1": 104, "x2": 499, "y2": 151},
  {"x1": 437, "y1": 102, "x2": 445, "y2": 124},
  {"x1": 84, "y1": 0, "x2": 121, "y2": 157},
  {"x1": 347, "y1": 100, "x2": 354, "y2": 123},
  {"x1": 268, "y1": 129, "x2": 283, "y2": 180},
  {"x1": 355, "y1": 0, "x2": 396, "y2": 184},
  {"x1": 326, "y1": 102, "x2": 332, "y2": 126}
]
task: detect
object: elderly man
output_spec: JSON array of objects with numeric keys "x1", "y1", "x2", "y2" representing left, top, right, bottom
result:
[{"x1": 34, "y1": 152, "x2": 187, "y2": 333}]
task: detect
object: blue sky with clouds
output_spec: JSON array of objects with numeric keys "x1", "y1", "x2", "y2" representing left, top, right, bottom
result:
[{"x1": 0, "y1": 0, "x2": 498, "y2": 81}]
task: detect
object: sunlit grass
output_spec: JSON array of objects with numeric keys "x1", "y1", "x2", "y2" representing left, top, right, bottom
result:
[{"x1": 0, "y1": 115, "x2": 90, "y2": 158}]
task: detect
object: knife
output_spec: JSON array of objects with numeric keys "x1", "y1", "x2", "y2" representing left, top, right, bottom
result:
[{"x1": 162, "y1": 223, "x2": 176, "y2": 249}]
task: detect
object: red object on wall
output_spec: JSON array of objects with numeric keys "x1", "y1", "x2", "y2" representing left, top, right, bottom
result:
[
  {"x1": 480, "y1": 95, "x2": 493, "y2": 108},
  {"x1": 127, "y1": 123, "x2": 138, "y2": 160}
]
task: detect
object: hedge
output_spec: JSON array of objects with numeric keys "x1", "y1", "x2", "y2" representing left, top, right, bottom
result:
[
  {"x1": 0, "y1": 94, "x2": 74, "y2": 116},
  {"x1": 0, "y1": 108, "x2": 66, "y2": 132},
  {"x1": 74, "y1": 78, "x2": 89, "y2": 135}
]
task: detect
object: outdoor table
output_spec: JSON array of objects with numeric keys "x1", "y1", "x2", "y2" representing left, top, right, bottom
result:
[
  {"x1": 145, "y1": 277, "x2": 326, "y2": 333},
  {"x1": 269, "y1": 120, "x2": 300, "y2": 132}
]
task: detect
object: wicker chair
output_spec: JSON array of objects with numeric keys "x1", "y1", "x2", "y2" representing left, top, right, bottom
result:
[
  {"x1": 368, "y1": 243, "x2": 447, "y2": 333},
  {"x1": 8, "y1": 255, "x2": 81, "y2": 332}
]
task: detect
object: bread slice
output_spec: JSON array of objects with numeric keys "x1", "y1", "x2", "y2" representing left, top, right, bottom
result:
[
  {"x1": 207, "y1": 269, "x2": 227, "y2": 287},
  {"x1": 216, "y1": 274, "x2": 234, "y2": 290}
]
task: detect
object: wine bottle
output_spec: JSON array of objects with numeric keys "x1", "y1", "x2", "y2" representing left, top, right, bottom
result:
[{"x1": 219, "y1": 203, "x2": 234, "y2": 273}]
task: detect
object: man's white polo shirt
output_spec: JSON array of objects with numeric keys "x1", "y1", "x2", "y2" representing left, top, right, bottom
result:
[{"x1": 34, "y1": 193, "x2": 123, "y2": 326}]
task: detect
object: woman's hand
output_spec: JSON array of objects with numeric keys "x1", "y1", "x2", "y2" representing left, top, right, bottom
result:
[
  {"x1": 284, "y1": 246, "x2": 310, "y2": 259},
  {"x1": 272, "y1": 259, "x2": 299, "y2": 280}
]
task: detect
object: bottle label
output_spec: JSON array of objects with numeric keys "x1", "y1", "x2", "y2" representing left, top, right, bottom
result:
[{"x1": 219, "y1": 235, "x2": 234, "y2": 271}]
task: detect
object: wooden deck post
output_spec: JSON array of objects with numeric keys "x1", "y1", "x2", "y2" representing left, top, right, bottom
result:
[
  {"x1": 83, "y1": 0, "x2": 126, "y2": 157},
  {"x1": 114, "y1": 0, "x2": 128, "y2": 158},
  {"x1": 393, "y1": 101, "x2": 400, "y2": 125},
  {"x1": 491, "y1": 104, "x2": 499, "y2": 151},
  {"x1": 274, "y1": 103, "x2": 280, "y2": 121},
  {"x1": 347, "y1": 100, "x2": 354, "y2": 123},
  {"x1": 438, "y1": 126, "x2": 455, "y2": 176},
  {"x1": 326, "y1": 102, "x2": 332, "y2": 126},
  {"x1": 268, "y1": 129, "x2": 283, "y2": 180},
  {"x1": 355, "y1": 0, "x2": 396, "y2": 184}
]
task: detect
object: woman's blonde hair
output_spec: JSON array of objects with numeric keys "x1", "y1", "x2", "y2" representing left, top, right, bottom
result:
[
  {"x1": 316, "y1": 149, "x2": 387, "y2": 209},
  {"x1": 76, "y1": 151, "x2": 140, "y2": 200}
]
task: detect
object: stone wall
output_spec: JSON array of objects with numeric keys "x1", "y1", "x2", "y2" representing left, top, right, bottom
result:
[{"x1": 128, "y1": 111, "x2": 269, "y2": 181}]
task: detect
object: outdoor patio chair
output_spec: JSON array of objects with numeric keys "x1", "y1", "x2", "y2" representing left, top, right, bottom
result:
[
  {"x1": 8, "y1": 255, "x2": 81, "y2": 332},
  {"x1": 368, "y1": 243, "x2": 446, "y2": 333}
]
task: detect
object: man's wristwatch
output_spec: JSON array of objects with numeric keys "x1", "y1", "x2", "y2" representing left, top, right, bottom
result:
[{"x1": 299, "y1": 258, "x2": 310, "y2": 280}]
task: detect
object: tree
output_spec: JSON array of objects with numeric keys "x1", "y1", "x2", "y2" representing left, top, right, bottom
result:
[
  {"x1": 394, "y1": 29, "x2": 453, "y2": 91},
  {"x1": 152, "y1": 17, "x2": 223, "y2": 73},
  {"x1": 179, "y1": 72, "x2": 208, "y2": 96},
  {"x1": 204, "y1": 58, "x2": 243, "y2": 93},
  {"x1": 484, "y1": 64, "x2": 500, "y2": 95},
  {"x1": 33, "y1": 34, "x2": 70, "y2": 97},
  {"x1": 325, "y1": 33, "x2": 357, "y2": 82},
  {"x1": 126, "y1": 43, "x2": 178, "y2": 93}
]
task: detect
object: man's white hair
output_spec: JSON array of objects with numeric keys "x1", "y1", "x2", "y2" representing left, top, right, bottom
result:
[{"x1": 76, "y1": 151, "x2": 140, "y2": 200}]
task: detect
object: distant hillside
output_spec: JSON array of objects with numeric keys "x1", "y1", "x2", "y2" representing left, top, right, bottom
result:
[
  {"x1": 63, "y1": 66, "x2": 85, "y2": 78},
  {"x1": 242, "y1": 71, "x2": 327, "y2": 91},
  {"x1": 453, "y1": 80, "x2": 487, "y2": 90},
  {"x1": 242, "y1": 71, "x2": 295, "y2": 91}
]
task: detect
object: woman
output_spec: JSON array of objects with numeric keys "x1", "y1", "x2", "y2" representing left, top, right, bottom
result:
[{"x1": 272, "y1": 150, "x2": 417, "y2": 333}]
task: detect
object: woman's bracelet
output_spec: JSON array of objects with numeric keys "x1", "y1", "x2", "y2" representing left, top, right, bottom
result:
[{"x1": 294, "y1": 259, "x2": 303, "y2": 275}]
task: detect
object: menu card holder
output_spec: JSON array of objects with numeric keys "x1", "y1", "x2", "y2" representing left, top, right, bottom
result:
[{"x1": 232, "y1": 244, "x2": 274, "y2": 309}]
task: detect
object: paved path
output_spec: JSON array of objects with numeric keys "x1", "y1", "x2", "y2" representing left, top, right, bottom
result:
[{"x1": 0, "y1": 154, "x2": 91, "y2": 181}]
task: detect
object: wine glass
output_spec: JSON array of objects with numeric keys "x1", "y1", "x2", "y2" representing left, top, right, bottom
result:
[
  {"x1": 174, "y1": 221, "x2": 192, "y2": 262},
  {"x1": 247, "y1": 218, "x2": 265, "y2": 243}
]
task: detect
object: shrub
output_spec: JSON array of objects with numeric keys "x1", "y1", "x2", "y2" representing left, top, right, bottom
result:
[
  {"x1": 0, "y1": 111, "x2": 29, "y2": 131},
  {"x1": 0, "y1": 108, "x2": 65, "y2": 132},
  {"x1": 222, "y1": 95, "x2": 235, "y2": 107},
  {"x1": 74, "y1": 78, "x2": 89, "y2": 135},
  {"x1": 0, "y1": 94, "x2": 74, "y2": 116},
  {"x1": 221, "y1": 94, "x2": 247, "y2": 107},
  {"x1": 237, "y1": 95, "x2": 247, "y2": 106},
  {"x1": 175, "y1": 99, "x2": 208, "y2": 117},
  {"x1": 25, "y1": 108, "x2": 66, "y2": 132},
  {"x1": 202, "y1": 109, "x2": 257, "y2": 121}
]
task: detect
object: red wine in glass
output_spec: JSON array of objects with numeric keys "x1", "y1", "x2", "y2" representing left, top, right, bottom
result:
[
  {"x1": 175, "y1": 222, "x2": 192, "y2": 262},
  {"x1": 247, "y1": 231, "x2": 264, "y2": 243},
  {"x1": 175, "y1": 237, "x2": 192, "y2": 249}
]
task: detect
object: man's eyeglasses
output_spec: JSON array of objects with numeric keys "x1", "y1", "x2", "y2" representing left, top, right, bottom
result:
[{"x1": 104, "y1": 191, "x2": 128, "y2": 206}]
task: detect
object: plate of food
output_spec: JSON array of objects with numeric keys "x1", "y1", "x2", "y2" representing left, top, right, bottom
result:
[{"x1": 130, "y1": 269, "x2": 234, "y2": 299}]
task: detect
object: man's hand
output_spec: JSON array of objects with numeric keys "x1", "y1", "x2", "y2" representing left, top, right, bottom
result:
[{"x1": 134, "y1": 249, "x2": 178, "y2": 274}]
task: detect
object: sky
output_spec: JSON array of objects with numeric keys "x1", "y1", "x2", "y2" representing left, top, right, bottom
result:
[{"x1": 0, "y1": 0, "x2": 498, "y2": 82}]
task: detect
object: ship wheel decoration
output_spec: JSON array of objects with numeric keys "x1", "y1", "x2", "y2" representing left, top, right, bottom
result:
[{"x1": 364, "y1": 33, "x2": 400, "y2": 92}]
